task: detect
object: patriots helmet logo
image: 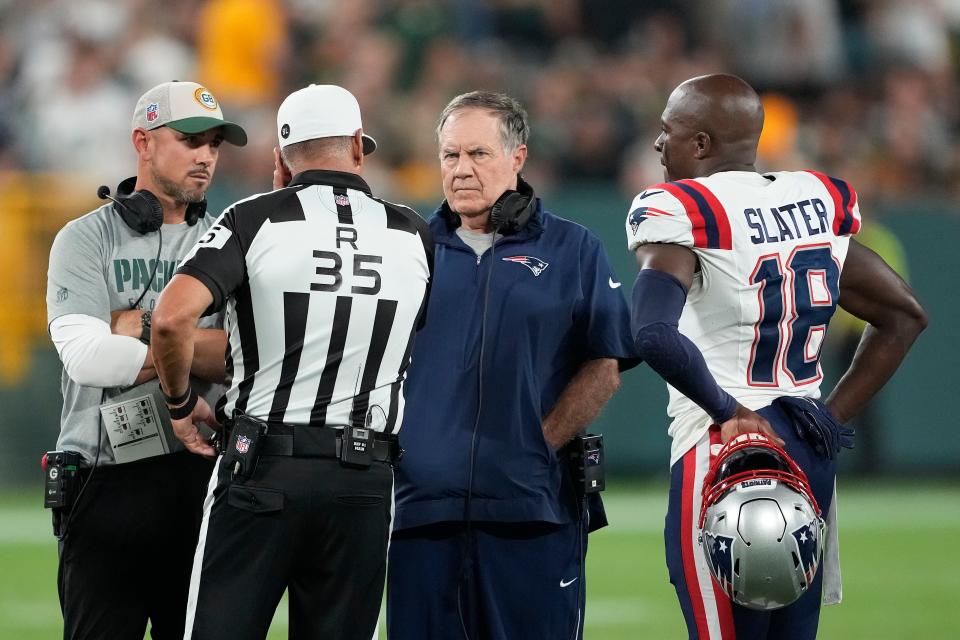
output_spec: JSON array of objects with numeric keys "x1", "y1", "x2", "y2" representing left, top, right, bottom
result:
[
  {"x1": 791, "y1": 521, "x2": 821, "y2": 586},
  {"x1": 703, "y1": 531, "x2": 736, "y2": 595},
  {"x1": 502, "y1": 255, "x2": 549, "y2": 276}
]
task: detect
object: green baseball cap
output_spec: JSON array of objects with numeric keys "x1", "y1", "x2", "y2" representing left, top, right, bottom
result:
[{"x1": 132, "y1": 81, "x2": 247, "y2": 146}]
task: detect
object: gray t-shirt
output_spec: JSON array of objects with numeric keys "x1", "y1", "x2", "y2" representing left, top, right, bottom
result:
[
  {"x1": 46, "y1": 203, "x2": 224, "y2": 465},
  {"x1": 455, "y1": 227, "x2": 499, "y2": 257}
]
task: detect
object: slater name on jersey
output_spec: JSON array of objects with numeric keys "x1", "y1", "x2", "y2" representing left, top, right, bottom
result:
[{"x1": 744, "y1": 197, "x2": 830, "y2": 245}]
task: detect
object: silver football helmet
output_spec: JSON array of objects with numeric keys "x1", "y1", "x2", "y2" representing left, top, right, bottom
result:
[{"x1": 698, "y1": 433, "x2": 825, "y2": 610}]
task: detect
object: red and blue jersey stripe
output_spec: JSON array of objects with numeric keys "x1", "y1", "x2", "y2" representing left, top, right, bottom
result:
[
  {"x1": 805, "y1": 170, "x2": 861, "y2": 236},
  {"x1": 653, "y1": 181, "x2": 733, "y2": 250}
]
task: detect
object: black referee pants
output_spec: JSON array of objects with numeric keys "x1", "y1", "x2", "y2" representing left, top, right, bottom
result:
[
  {"x1": 57, "y1": 451, "x2": 214, "y2": 640},
  {"x1": 186, "y1": 454, "x2": 394, "y2": 640}
]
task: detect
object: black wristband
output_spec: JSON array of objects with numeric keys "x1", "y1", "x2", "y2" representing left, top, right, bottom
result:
[
  {"x1": 167, "y1": 388, "x2": 198, "y2": 420},
  {"x1": 139, "y1": 310, "x2": 152, "y2": 345},
  {"x1": 161, "y1": 384, "x2": 191, "y2": 406}
]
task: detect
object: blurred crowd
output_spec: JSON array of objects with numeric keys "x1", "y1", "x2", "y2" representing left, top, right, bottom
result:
[{"x1": 0, "y1": 0, "x2": 958, "y2": 206}]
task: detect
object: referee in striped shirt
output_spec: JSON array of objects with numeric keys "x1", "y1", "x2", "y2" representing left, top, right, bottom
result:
[{"x1": 151, "y1": 84, "x2": 434, "y2": 640}]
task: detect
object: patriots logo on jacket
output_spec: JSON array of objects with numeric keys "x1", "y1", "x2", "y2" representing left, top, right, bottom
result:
[
  {"x1": 628, "y1": 205, "x2": 673, "y2": 235},
  {"x1": 703, "y1": 531, "x2": 735, "y2": 592},
  {"x1": 791, "y1": 521, "x2": 820, "y2": 585},
  {"x1": 502, "y1": 255, "x2": 549, "y2": 276}
]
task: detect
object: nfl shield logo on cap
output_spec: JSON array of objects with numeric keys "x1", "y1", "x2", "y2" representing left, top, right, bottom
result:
[{"x1": 146, "y1": 103, "x2": 159, "y2": 123}]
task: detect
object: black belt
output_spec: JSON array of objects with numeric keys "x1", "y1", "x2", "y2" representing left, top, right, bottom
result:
[{"x1": 258, "y1": 423, "x2": 401, "y2": 464}]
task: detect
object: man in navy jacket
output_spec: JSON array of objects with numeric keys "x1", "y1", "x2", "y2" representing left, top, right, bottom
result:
[{"x1": 387, "y1": 91, "x2": 637, "y2": 640}]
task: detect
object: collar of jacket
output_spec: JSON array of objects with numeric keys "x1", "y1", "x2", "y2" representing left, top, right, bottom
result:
[
  {"x1": 289, "y1": 169, "x2": 372, "y2": 195},
  {"x1": 431, "y1": 187, "x2": 546, "y2": 247}
]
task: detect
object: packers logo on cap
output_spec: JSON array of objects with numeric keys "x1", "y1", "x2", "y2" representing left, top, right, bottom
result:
[{"x1": 194, "y1": 87, "x2": 218, "y2": 110}]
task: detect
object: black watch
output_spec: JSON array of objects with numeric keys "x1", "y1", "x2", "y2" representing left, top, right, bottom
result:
[{"x1": 139, "y1": 309, "x2": 152, "y2": 345}]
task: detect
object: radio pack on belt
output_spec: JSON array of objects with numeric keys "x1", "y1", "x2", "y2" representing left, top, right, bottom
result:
[
  {"x1": 223, "y1": 415, "x2": 266, "y2": 480},
  {"x1": 42, "y1": 450, "x2": 82, "y2": 510},
  {"x1": 563, "y1": 434, "x2": 605, "y2": 497},
  {"x1": 340, "y1": 426, "x2": 374, "y2": 468}
]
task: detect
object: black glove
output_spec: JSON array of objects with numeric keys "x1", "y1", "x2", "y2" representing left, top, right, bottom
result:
[{"x1": 773, "y1": 396, "x2": 854, "y2": 460}]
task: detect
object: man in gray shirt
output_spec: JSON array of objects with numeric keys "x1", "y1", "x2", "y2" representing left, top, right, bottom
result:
[{"x1": 45, "y1": 81, "x2": 246, "y2": 639}]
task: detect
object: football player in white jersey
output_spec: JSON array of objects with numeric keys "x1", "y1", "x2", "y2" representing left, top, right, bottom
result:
[{"x1": 626, "y1": 74, "x2": 927, "y2": 639}]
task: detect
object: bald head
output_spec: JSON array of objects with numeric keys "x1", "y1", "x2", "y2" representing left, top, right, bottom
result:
[{"x1": 655, "y1": 74, "x2": 765, "y2": 180}]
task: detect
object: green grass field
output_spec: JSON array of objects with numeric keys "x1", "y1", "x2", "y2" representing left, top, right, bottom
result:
[{"x1": 1, "y1": 481, "x2": 957, "y2": 639}]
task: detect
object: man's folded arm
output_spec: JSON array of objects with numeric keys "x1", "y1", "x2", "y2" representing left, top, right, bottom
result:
[{"x1": 50, "y1": 313, "x2": 148, "y2": 388}]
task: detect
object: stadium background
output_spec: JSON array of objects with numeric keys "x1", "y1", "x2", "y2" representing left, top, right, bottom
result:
[{"x1": 0, "y1": 0, "x2": 957, "y2": 637}]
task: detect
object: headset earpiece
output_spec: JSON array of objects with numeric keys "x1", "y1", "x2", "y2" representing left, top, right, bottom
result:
[
  {"x1": 184, "y1": 199, "x2": 207, "y2": 226},
  {"x1": 122, "y1": 189, "x2": 164, "y2": 234},
  {"x1": 489, "y1": 177, "x2": 536, "y2": 234},
  {"x1": 99, "y1": 178, "x2": 162, "y2": 234}
]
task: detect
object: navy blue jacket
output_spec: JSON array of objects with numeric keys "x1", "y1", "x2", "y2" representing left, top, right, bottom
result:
[{"x1": 393, "y1": 198, "x2": 637, "y2": 531}]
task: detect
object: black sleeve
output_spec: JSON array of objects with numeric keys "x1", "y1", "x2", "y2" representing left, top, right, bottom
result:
[
  {"x1": 411, "y1": 211, "x2": 434, "y2": 331},
  {"x1": 379, "y1": 198, "x2": 435, "y2": 331},
  {"x1": 176, "y1": 207, "x2": 247, "y2": 315}
]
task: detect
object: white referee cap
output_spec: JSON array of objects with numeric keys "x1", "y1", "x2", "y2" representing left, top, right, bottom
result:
[
  {"x1": 132, "y1": 81, "x2": 247, "y2": 146},
  {"x1": 276, "y1": 84, "x2": 377, "y2": 155}
]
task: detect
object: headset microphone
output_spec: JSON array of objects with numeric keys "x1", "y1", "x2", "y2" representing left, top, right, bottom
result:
[
  {"x1": 99, "y1": 184, "x2": 149, "y2": 230},
  {"x1": 98, "y1": 182, "x2": 164, "y2": 234},
  {"x1": 97, "y1": 185, "x2": 143, "y2": 220}
]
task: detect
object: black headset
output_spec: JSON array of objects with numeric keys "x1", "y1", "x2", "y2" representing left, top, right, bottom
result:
[
  {"x1": 488, "y1": 176, "x2": 536, "y2": 234},
  {"x1": 442, "y1": 175, "x2": 536, "y2": 234},
  {"x1": 97, "y1": 176, "x2": 207, "y2": 234}
]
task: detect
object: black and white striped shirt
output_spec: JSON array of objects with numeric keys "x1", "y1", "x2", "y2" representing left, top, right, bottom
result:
[{"x1": 178, "y1": 170, "x2": 433, "y2": 433}]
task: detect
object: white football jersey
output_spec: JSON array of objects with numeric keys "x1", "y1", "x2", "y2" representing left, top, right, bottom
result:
[{"x1": 625, "y1": 170, "x2": 861, "y2": 465}]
